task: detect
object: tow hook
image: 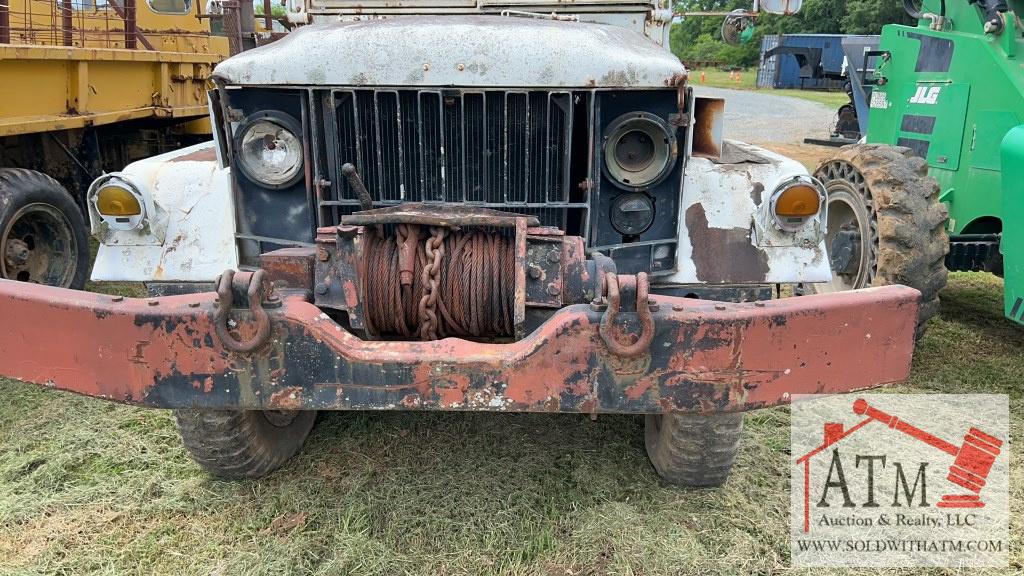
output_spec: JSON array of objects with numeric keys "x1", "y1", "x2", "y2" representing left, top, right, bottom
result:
[
  {"x1": 214, "y1": 269, "x2": 274, "y2": 353},
  {"x1": 598, "y1": 272, "x2": 655, "y2": 358}
]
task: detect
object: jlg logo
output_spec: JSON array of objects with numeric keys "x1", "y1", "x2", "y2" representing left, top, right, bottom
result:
[{"x1": 910, "y1": 86, "x2": 942, "y2": 105}]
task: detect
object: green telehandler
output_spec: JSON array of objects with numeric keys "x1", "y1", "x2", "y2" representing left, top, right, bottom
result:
[{"x1": 807, "y1": 0, "x2": 1023, "y2": 333}]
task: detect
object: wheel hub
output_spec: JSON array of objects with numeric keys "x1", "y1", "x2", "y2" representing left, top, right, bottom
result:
[
  {"x1": 4, "y1": 238, "x2": 30, "y2": 267},
  {"x1": 810, "y1": 158, "x2": 879, "y2": 294},
  {"x1": 829, "y1": 226, "x2": 862, "y2": 276},
  {"x1": 0, "y1": 203, "x2": 77, "y2": 286}
]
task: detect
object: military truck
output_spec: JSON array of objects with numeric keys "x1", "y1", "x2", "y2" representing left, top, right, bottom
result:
[{"x1": 0, "y1": 0, "x2": 930, "y2": 485}]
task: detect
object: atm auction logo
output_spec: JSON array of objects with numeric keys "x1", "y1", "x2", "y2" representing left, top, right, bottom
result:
[{"x1": 790, "y1": 394, "x2": 1009, "y2": 567}]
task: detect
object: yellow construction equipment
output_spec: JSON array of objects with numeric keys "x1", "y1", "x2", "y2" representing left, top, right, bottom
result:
[{"x1": 0, "y1": 0, "x2": 276, "y2": 288}]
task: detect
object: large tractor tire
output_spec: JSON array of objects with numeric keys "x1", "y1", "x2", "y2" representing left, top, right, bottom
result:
[
  {"x1": 809, "y1": 144, "x2": 948, "y2": 340},
  {"x1": 175, "y1": 409, "x2": 317, "y2": 479},
  {"x1": 0, "y1": 168, "x2": 89, "y2": 289},
  {"x1": 645, "y1": 413, "x2": 744, "y2": 487}
]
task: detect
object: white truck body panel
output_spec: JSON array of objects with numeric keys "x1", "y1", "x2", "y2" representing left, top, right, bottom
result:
[
  {"x1": 213, "y1": 16, "x2": 682, "y2": 89},
  {"x1": 90, "y1": 142, "x2": 238, "y2": 282}
]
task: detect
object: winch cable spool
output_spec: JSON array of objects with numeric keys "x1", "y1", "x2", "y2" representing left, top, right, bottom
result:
[{"x1": 361, "y1": 225, "x2": 517, "y2": 340}]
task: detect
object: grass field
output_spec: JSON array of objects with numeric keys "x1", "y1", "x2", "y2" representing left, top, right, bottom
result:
[
  {"x1": 692, "y1": 67, "x2": 850, "y2": 108},
  {"x1": 0, "y1": 272, "x2": 1020, "y2": 575}
]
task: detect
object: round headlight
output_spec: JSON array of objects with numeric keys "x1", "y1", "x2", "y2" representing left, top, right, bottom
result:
[
  {"x1": 603, "y1": 112, "x2": 677, "y2": 191},
  {"x1": 610, "y1": 192, "x2": 655, "y2": 236},
  {"x1": 234, "y1": 113, "x2": 304, "y2": 188},
  {"x1": 88, "y1": 174, "x2": 147, "y2": 231}
]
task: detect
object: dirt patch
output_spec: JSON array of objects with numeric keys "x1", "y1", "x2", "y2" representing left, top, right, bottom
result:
[{"x1": 756, "y1": 142, "x2": 836, "y2": 172}]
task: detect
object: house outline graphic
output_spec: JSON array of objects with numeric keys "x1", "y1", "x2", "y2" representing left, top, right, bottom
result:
[{"x1": 794, "y1": 398, "x2": 1003, "y2": 534}]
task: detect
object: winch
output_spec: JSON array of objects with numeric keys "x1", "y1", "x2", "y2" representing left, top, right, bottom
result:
[{"x1": 311, "y1": 203, "x2": 626, "y2": 342}]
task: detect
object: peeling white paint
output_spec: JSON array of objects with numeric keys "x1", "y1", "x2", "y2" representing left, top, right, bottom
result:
[
  {"x1": 667, "y1": 141, "x2": 832, "y2": 284},
  {"x1": 213, "y1": 16, "x2": 683, "y2": 89},
  {"x1": 91, "y1": 142, "x2": 239, "y2": 282}
]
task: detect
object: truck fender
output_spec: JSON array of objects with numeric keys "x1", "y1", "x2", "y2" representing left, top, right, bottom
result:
[{"x1": 90, "y1": 142, "x2": 237, "y2": 282}]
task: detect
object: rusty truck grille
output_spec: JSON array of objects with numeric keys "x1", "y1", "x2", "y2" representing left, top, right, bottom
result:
[{"x1": 318, "y1": 89, "x2": 588, "y2": 230}]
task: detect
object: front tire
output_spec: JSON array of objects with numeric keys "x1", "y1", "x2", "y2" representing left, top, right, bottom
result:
[
  {"x1": 810, "y1": 144, "x2": 949, "y2": 340},
  {"x1": 0, "y1": 168, "x2": 89, "y2": 288},
  {"x1": 645, "y1": 412, "x2": 744, "y2": 487},
  {"x1": 174, "y1": 409, "x2": 317, "y2": 479}
]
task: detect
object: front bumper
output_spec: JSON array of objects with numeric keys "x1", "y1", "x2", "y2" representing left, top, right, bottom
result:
[{"x1": 0, "y1": 279, "x2": 920, "y2": 413}]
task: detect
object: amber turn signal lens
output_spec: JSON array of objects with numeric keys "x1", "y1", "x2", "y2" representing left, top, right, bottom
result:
[
  {"x1": 96, "y1": 186, "x2": 142, "y2": 217},
  {"x1": 773, "y1": 185, "x2": 821, "y2": 217}
]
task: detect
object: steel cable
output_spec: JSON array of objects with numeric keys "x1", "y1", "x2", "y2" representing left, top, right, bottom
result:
[{"x1": 362, "y1": 227, "x2": 516, "y2": 340}]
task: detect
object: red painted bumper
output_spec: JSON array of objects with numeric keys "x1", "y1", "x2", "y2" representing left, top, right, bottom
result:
[{"x1": 0, "y1": 280, "x2": 920, "y2": 413}]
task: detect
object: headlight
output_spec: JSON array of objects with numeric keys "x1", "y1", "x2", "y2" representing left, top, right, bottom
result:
[
  {"x1": 233, "y1": 112, "x2": 304, "y2": 188},
  {"x1": 89, "y1": 174, "x2": 146, "y2": 231},
  {"x1": 610, "y1": 193, "x2": 655, "y2": 236},
  {"x1": 769, "y1": 175, "x2": 826, "y2": 231},
  {"x1": 603, "y1": 112, "x2": 677, "y2": 191}
]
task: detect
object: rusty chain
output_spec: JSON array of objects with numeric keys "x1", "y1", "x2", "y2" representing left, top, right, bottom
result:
[{"x1": 417, "y1": 226, "x2": 447, "y2": 340}]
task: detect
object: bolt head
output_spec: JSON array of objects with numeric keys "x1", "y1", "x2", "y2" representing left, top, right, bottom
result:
[{"x1": 546, "y1": 284, "x2": 561, "y2": 296}]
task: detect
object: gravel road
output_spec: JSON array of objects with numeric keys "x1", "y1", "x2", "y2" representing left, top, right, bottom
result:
[{"x1": 692, "y1": 86, "x2": 837, "y2": 146}]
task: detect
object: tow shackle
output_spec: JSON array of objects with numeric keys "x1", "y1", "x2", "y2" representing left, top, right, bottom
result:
[
  {"x1": 599, "y1": 272, "x2": 655, "y2": 358},
  {"x1": 214, "y1": 269, "x2": 273, "y2": 354}
]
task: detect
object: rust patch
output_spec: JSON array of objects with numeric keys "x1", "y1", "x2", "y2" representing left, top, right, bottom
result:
[
  {"x1": 624, "y1": 377, "x2": 653, "y2": 400},
  {"x1": 170, "y1": 147, "x2": 218, "y2": 163},
  {"x1": 434, "y1": 374, "x2": 471, "y2": 406},
  {"x1": 269, "y1": 387, "x2": 304, "y2": 410},
  {"x1": 685, "y1": 204, "x2": 770, "y2": 283},
  {"x1": 342, "y1": 279, "x2": 359, "y2": 308},
  {"x1": 342, "y1": 202, "x2": 538, "y2": 228},
  {"x1": 750, "y1": 182, "x2": 765, "y2": 205},
  {"x1": 261, "y1": 247, "x2": 315, "y2": 290},
  {"x1": 692, "y1": 97, "x2": 725, "y2": 159}
]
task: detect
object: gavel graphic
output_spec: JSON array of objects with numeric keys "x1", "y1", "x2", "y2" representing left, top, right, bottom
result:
[{"x1": 852, "y1": 398, "x2": 1003, "y2": 508}]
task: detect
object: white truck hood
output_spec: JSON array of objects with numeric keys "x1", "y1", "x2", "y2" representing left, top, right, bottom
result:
[{"x1": 212, "y1": 15, "x2": 685, "y2": 89}]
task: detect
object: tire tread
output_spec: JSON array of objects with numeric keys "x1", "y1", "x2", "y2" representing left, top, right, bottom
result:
[
  {"x1": 645, "y1": 413, "x2": 743, "y2": 487},
  {"x1": 174, "y1": 409, "x2": 316, "y2": 479},
  {"x1": 815, "y1": 144, "x2": 949, "y2": 340}
]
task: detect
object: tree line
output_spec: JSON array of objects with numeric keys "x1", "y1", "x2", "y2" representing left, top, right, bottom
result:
[{"x1": 670, "y1": 0, "x2": 915, "y2": 67}]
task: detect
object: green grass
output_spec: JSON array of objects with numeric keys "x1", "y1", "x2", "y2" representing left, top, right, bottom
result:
[
  {"x1": 693, "y1": 67, "x2": 850, "y2": 109},
  {"x1": 692, "y1": 67, "x2": 759, "y2": 90},
  {"x1": 0, "y1": 272, "x2": 1021, "y2": 575}
]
